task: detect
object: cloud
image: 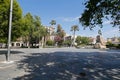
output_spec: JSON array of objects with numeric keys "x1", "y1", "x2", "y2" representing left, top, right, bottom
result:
[{"x1": 57, "y1": 16, "x2": 81, "y2": 22}]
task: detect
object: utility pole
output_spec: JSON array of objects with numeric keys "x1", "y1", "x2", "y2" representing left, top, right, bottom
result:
[{"x1": 7, "y1": 0, "x2": 13, "y2": 61}]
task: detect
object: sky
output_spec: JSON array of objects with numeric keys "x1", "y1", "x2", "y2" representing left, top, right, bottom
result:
[{"x1": 17, "y1": 0, "x2": 119, "y2": 39}]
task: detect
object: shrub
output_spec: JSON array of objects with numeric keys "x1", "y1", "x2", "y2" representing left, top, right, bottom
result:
[
  {"x1": 46, "y1": 40, "x2": 54, "y2": 46},
  {"x1": 63, "y1": 40, "x2": 71, "y2": 47},
  {"x1": 116, "y1": 44, "x2": 120, "y2": 49},
  {"x1": 106, "y1": 42, "x2": 118, "y2": 49}
]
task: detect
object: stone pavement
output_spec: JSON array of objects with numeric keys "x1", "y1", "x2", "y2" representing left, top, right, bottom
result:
[
  {"x1": 0, "y1": 48, "x2": 120, "y2": 80},
  {"x1": 0, "y1": 49, "x2": 27, "y2": 80}
]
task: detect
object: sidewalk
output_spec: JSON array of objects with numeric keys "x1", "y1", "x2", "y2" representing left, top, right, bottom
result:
[
  {"x1": 0, "y1": 61, "x2": 15, "y2": 69},
  {"x1": 0, "y1": 50, "x2": 26, "y2": 69},
  {"x1": 0, "y1": 51, "x2": 27, "y2": 80},
  {"x1": 0, "y1": 60, "x2": 26, "y2": 80}
]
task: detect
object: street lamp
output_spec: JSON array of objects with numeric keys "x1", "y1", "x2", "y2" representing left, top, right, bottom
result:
[{"x1": 7, "y1": 0, "x2": 13, "y2": 61}]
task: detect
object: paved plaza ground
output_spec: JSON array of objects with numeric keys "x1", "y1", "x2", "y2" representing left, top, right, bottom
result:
[{"x1": 0, "y1": 48, "x2": 120, "y2": 80}]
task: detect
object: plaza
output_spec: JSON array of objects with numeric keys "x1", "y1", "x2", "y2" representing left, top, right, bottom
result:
[{"x1": 0, "y1": 48, "x2": 120, "y2": 80}]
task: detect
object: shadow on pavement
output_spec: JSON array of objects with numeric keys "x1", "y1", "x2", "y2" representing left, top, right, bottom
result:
[
  {"x1": 106, "y1": 49, "x2": 120, "y2": 53},
  {"x1": 0, "y1": 50, "x2": 24, "y2": 55},
  {"x1": 13, "y1": 51, "x2": 120, "y2": 80}
]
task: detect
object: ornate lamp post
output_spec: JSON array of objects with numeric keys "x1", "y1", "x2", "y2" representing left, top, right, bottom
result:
[{"x1": 7, "y1": 0, "x2": 13, "y2": 61}]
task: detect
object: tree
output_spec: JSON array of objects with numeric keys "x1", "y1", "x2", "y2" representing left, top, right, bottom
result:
[
  {"x1": 98, "y1": 29, "x2": 102, "y2": 35},
  {"x1": 49, "y1": 20, "x2": 56, "y2": 26},
  {"x1": 76, "y1": 36, "x2": 91, "y2": 46},
  {"x1": 22, "y1": 14, "x2": 47, "y2": 48},
  {"x1": 49, "y1": 20, "x2": 56, "y2": 39},
  {"x1": 55, "y1": 24, "x2": 66, "y2": 46},
  {"x1": 118, "y1": 37, "x2": 120, "y2": 42},
  {"x1": 22, "y1": 13, "x2": 34, "y2": 48},
  {"x1": 0, "y1": 0, "x2": 22, "y2": 43},
  {"x1": 79, "y1": 0, "x2": 120, "y2": 30},
  {"x1": 71, "y1": 25, "x2": 79, "y2": 46},
  {"x1": 63, "y1": 40, "x2": 72, "y2": 47},
  {"x1": 57, "y1": 24, "x2": 65, "y2": 38},
  {"x1": 57, "y1": 24, "x2": 62, "y2": 33},
  {"x1": 22, "y1": 13, "x2": 47, "y2": 48},
  {"x1": 38, "y1": 25, "x2": 49, "y2": 47},
  {"x1": 46, "y1": 40, "x2": 55, "y2": 46},
  {"x1": 54, "y1": 36, "x2": 63, "y2": 46},
  {"x1": 33, "y1": 16, "x2": 42, "y2": 47}
]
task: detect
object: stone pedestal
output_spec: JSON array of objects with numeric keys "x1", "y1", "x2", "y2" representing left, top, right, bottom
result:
[
  {"x1": 94, "y1": 35, "x2": 106, "y2": 49},
  {"x1": 94, "y1": 43, "x2": 106, "y2": 49}
]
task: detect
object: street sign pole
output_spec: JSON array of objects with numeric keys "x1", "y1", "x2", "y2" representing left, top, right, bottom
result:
[{"x1": 7, "y1": 0, "x2": 13, "y2": 61}]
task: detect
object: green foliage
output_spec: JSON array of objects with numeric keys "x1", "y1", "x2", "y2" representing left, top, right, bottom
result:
[
  {"x1": 57, "y1": 24, "x2": 62, "y2": 33},
  {"x1": 55, "y1": 24, "x2": 66, "y2": 46},
  {"x1": 106, "y1": 42, "x2": 113, "y2": 48},
  {"x1": 117, "y1": 44, "x2": 120, "y2": 49},
  {"x1": 0, "y1": 0, "x2": 51, "y2": 48},
  {"x1": 40, "y1": 26, "x2": 49, "y2": 37},
  {"x1": 63, "y1": 40, "x2": 71, "y2": 47},
  {"x1": 71, "y1": 25, "x2": 79, "y2": 45},
  {"x1": 46, "y1": 40, "x2": 54, "y2": 46},
  {"x1": 71, "y1": 25, "x2": 79, "y2": 32},
  {"x1": 21, "y1": 13, "x2": 46, "y2": 47},
  {"x1": 56, "y1": 24, "x2": 65, "y2": 38},
  {"x1": 21, "y1": 13, "x2": 34, "y2": 45},
  {"x1": 118, "y1": 37, "x2": 120, "y2": 42},
  {"x1": 49, "y1": 20, "x2": 56, "y2": 25},
  {"x1": 0, "y1": 0, "x2": 22, "y2": 43},
  {"x1": 80, "y1": 0, "x2": 120, "y2": 30},
  {"x1": 33, "y1": 16, "x2": 43, "y2": 39},
  {"x1": 76, "y1": 36, "x2": 90, "y2": 45},
  {"x1": 98, "y1": 29, "x2": 102, "y2": 35},
  {"x1": 106, "y1": 41, "x2": 118, "y2": 48}
]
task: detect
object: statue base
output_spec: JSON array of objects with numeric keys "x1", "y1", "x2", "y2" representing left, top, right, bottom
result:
[{"x1": 94, "y1": 43, "x2": 106, "y2": 49}]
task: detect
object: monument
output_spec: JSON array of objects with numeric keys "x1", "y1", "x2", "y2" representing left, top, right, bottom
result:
[{"x1": 94, "y1": 35, "x2": 106, "y2": 49}]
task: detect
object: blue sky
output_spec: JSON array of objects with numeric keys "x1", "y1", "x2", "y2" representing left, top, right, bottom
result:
[{"x1": 17, "y1": 0, "x2": 119, "y2": 39}]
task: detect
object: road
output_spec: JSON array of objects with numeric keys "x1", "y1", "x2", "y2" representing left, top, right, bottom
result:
[{"x1": 0, "y1": 48, "x2": 120, "y2": 80}]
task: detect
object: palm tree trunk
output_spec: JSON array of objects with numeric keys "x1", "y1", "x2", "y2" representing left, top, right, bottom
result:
[
  {"x1": 41, "y1": 36, "x2": 44, "y2": 48},
  {"x1": 73, "y1": 30, "x2": 75, "y2": 46},
  {"x1": 44, "y1": 36, "x2": 47, "y2": 47},
  {"x1": 28, "y1": 35, "x2": 30, "y2": 48}
]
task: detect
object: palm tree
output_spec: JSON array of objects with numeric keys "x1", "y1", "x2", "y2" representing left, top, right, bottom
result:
[
  {"x1": 49, "y1": 20, "x2": 56, "y2": 26},
  {"x1": 49, "y1": 20, "x2": 56, "y2": 39},
  {"x1": 41, "y1": 27, "x2": 49, "y2": 47},
  {"x1": 98, "y1": 29, "x2": 102, "y2": 35},
  {"x1": 71, "y1": 25, "x2": 79, "y2": 46}
]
